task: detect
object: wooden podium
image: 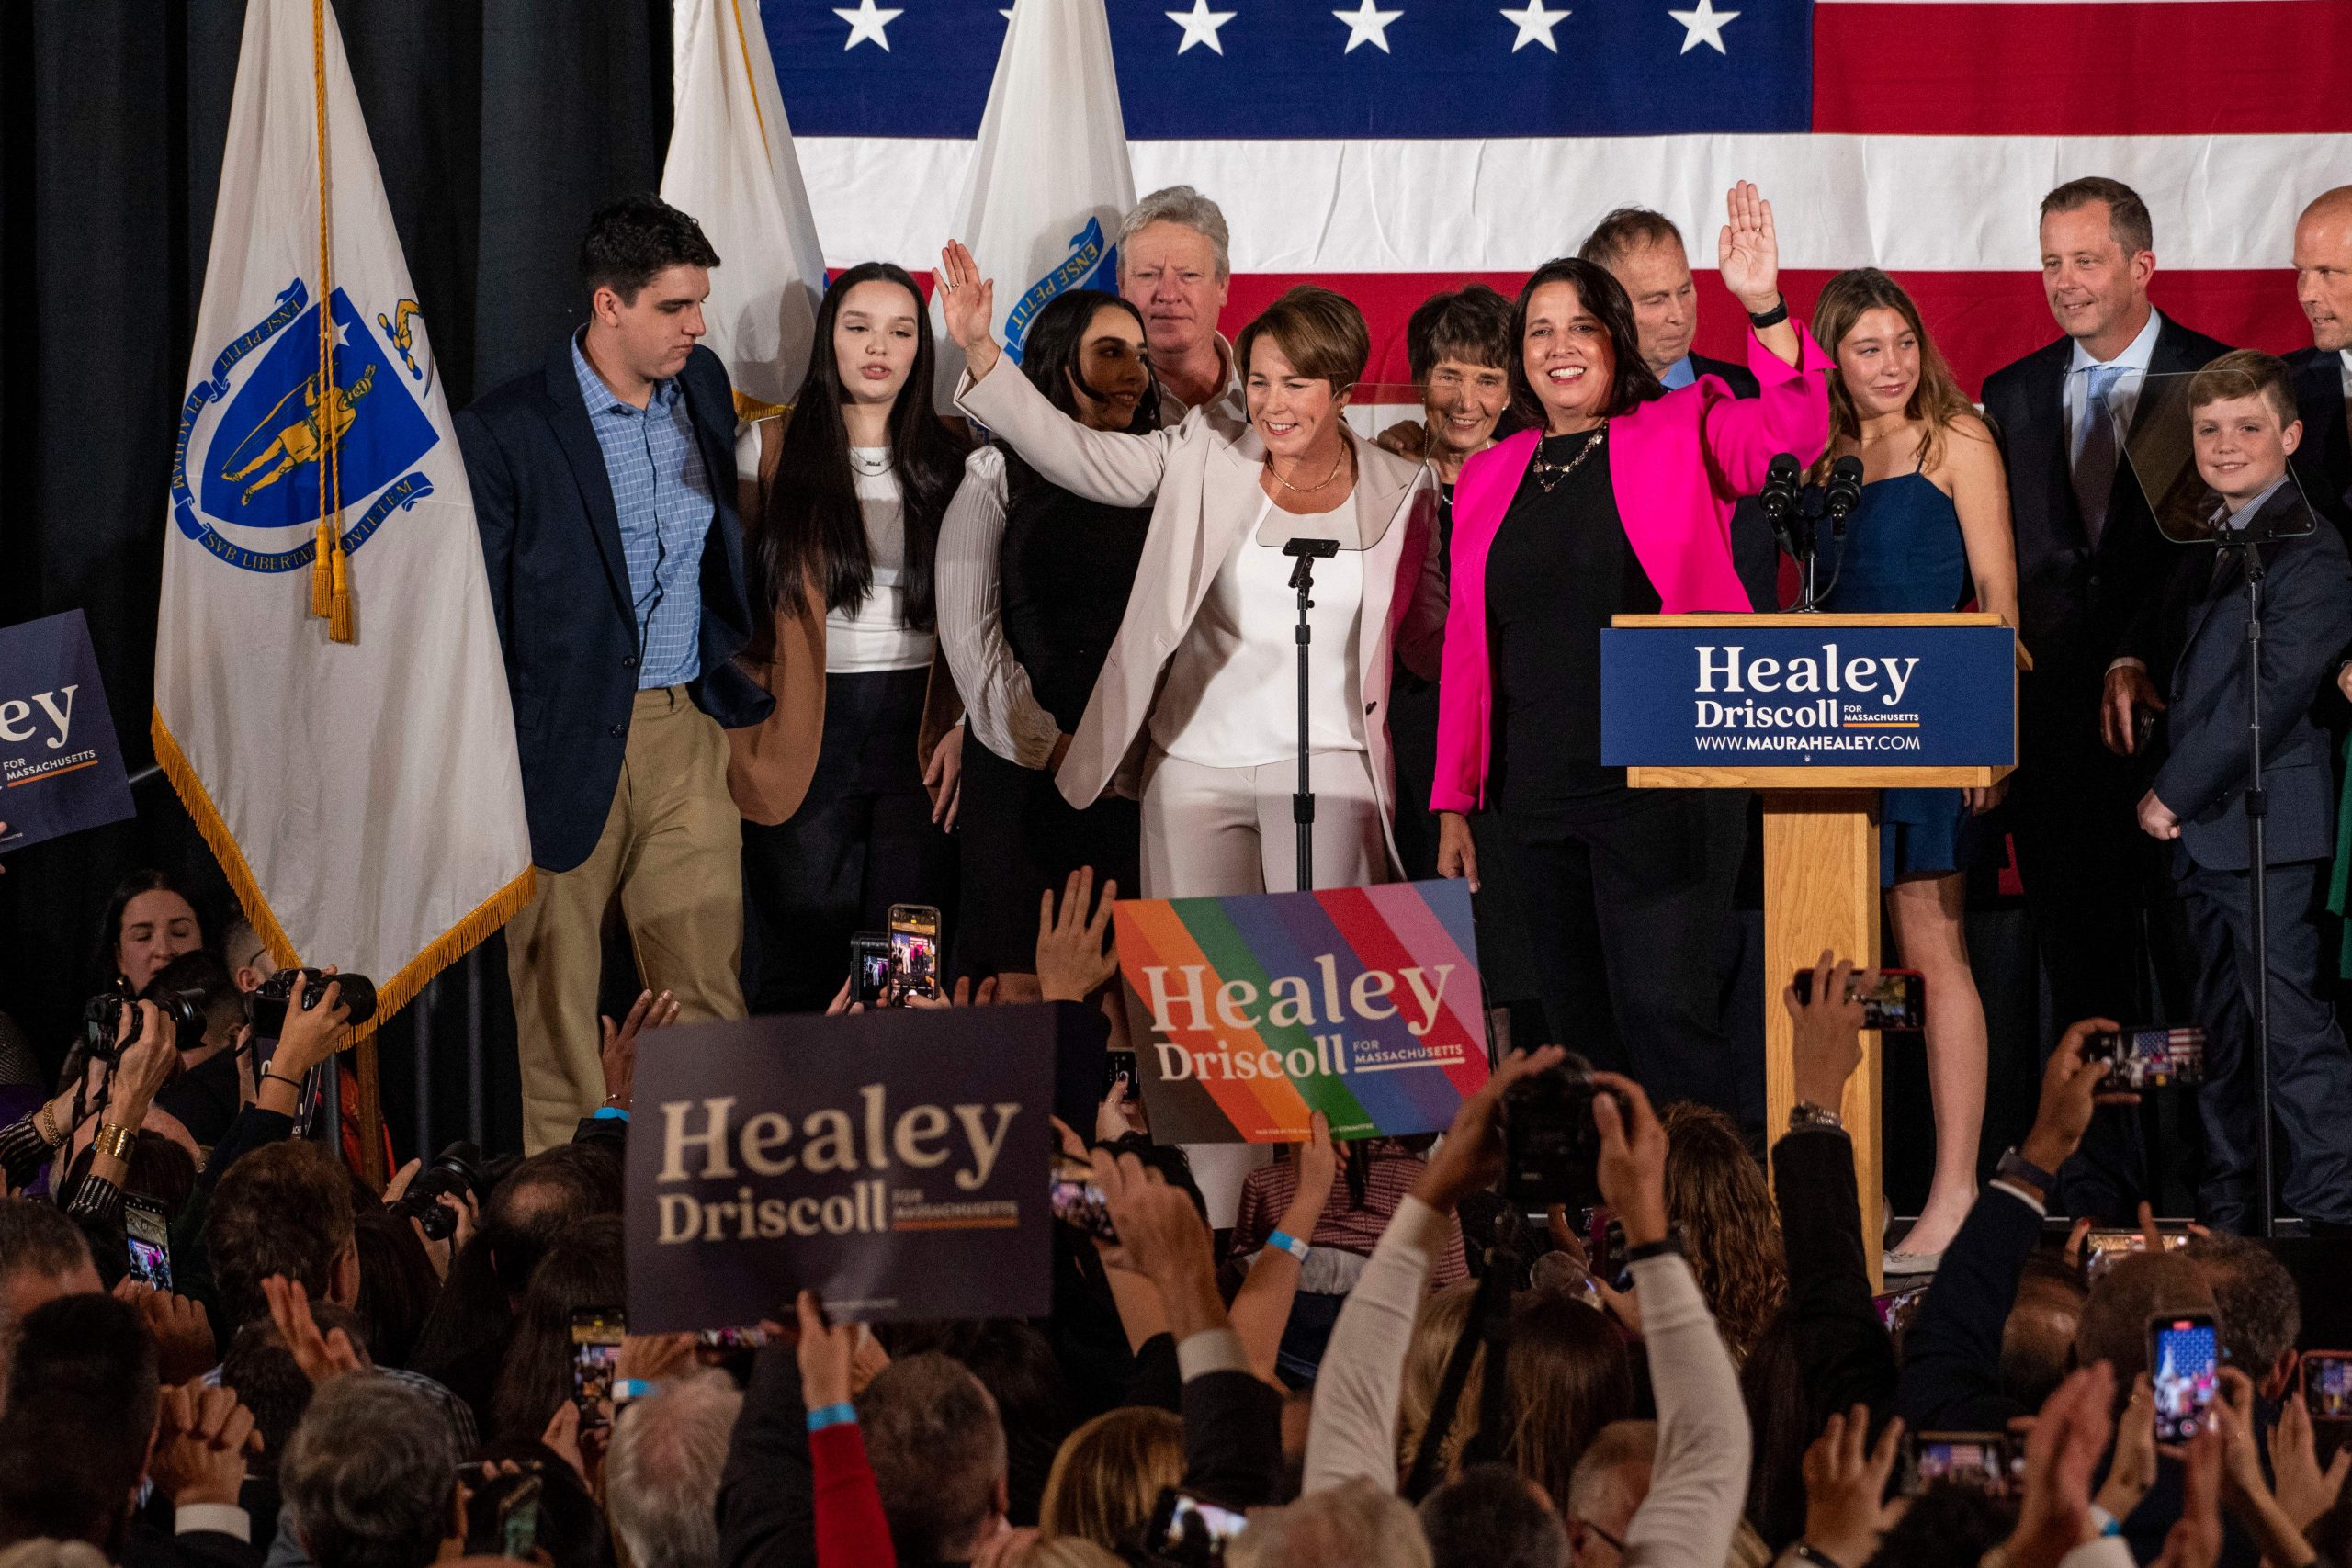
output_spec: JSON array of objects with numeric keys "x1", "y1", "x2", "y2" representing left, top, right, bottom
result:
[{"x1": 1608, "y1": 612, "x2": 2019, "y2": 1284}]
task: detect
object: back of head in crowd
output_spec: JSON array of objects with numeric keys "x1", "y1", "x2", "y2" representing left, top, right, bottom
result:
[
  {"x1": 1230, "y1": 1478, "x2": 1433, "y2": 1568},
  {"x1": 886, "y1": 1318, "x2": 1072, "y2": 1526},
  {"x1": 1037, "y1": 1405, "x2": 1183, "y2": 1549},
  {"x1": 2002, "y1": 1254, "x2": 2089, "y2": 1411},
  {"x1": 604, "y1": 1371, "x2": 741, "y2": 1568},
  {"x1": 1565, "y1": 1420, "x2": 1655, "y2": 1568},
  {"x1": 858, "y1": 1351, "x2": 1009, "y2": 1564},
  {"x1": 282, "y1": 1376, "x2": 459, "y2": 1568},
  {"x1": 206, "y1": 1136, "x2": 358, "y2": 1329},
  {"x1": 1661, "y1": 1102, "x2": 1786, "y2": 1363},
  {"x1": 0, "y1": 1199, "x2": 100, "y2": 1335},
  {"x1": 1419, "y1": 1462, "x2": 1568, "y2": 1568},
  {"x1": 482, "y1": 1142, "x2": 624, "y2": 1302},
  {"x1": 2185, "y1": 1231, "x2": 2301, "y2": 1395},
  {"x1": 2075, "y1": 1250, "x2": 2217, "y2": 1397},
  {"x1": 490, "y1": 1213, "x2": 626, "y2": 1443},
  {"x1": 0, "y1": 1295, "x2": 158, "y2": 1554}
]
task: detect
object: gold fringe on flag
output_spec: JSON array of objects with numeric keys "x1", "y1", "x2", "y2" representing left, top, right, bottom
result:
[
  {"x1": 327, "y1": 532, "x2": 355, "y2": 643},
  {"x1": 149, "y1": 707, "x2": 537, "y2": 1043}
]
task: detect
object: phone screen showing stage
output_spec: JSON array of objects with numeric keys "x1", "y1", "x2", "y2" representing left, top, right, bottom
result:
[{"x1": 2152, "y1": 1317, "x2": 2220, "y2": 1442}]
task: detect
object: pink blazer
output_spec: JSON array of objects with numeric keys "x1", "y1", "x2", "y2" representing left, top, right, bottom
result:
[{"x1": 1431, "y1": 325, "x2": 1833, "y2": 813}]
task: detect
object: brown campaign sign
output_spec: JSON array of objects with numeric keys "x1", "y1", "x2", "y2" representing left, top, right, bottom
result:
[{"x1": 624, "y1": 1005, "x2": 1057, "y2": 1329}]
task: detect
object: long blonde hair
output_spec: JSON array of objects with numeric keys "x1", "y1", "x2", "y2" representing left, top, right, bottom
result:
[
  {"x1": 1038, "y1": 1406, "x2": 1185, "y2": 1550},
  {"x1": 1810, "y1": 267, "x2": 1978, "y2": 482}
]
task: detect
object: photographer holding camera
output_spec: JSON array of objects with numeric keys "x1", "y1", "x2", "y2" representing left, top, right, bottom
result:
[{"x1": 0, "y1": 997, "x2": 181, "y2": 1220}]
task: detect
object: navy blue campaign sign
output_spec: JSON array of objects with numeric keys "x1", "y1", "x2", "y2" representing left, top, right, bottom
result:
[
  {"x1": 1601, "y1": 620, "x2": 2016, "y2": 769},
  {"x1": 0, "y1": 612, "x2": 135, "y2": 856},
  {"x1": 626, "y1": 1003, "x2": 1058, "y2": 1329}
]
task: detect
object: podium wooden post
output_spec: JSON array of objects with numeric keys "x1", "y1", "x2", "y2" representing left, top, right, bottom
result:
[{"x1": 1612, "y1": 612, "x2": 2018, "y2": 1288}]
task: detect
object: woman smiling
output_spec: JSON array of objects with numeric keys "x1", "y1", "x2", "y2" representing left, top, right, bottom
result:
[
  {"x1": 939, "y1": 242, "x2": 1442, "y2": 902},
  {"x1": 1433, "y1": 184, "x2": 1831, "y2": 1121}
]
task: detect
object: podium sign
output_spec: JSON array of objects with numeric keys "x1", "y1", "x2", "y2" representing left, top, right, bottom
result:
[
  {"x1": 1602, "y1": 621, "x2": 2017, "y2": 772},
  {"x1": 1604, "y1": 613, "x2": 2018, "y2": 1286}
]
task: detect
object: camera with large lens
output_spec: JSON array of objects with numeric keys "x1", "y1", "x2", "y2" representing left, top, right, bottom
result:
[
  {"x1": 1500, "y1": 1052, "x2": 1623, "y2": 1211},
  {"x1": 82, "y1": 988, "x2": 209, "y2": 1061},
  {"x1": 390, "y1": 1141, "x2": 487, "y2": 1242},
  {"x1": 249, "y1": 967, "x2": 378, "y2": 1039}
]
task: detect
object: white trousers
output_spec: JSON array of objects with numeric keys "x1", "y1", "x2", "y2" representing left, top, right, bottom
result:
[
  {"x1": 1138, "y1": 749, "x2": 1387, "y2": 898},
  {"x1": 1136, "y1": 747, "x2": 1389, "y2": 1224}
]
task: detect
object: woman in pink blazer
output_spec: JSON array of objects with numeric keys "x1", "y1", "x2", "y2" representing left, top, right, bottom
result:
[{"x1": 1432, "y1": 183, "x2": 1830, "y2": 1116}]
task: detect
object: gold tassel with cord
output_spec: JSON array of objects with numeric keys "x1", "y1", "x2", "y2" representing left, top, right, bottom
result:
[
  {"x1": 327, "y1": 533, "x2": 355, "y2": 643},
  {"x1": 311, "y1": 519, "x2": 334, "y2": 618}
]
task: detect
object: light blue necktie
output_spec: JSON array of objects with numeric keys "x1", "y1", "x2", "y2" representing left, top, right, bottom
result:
[{"x1": 2073, "y1": 363, "x2": 2128, "y2": 546}]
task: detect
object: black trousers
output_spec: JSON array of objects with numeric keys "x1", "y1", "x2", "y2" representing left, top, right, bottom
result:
[
  {"x1": 2009, "y1": 664, "x2": 2197, "y2": 1217},
  {"x1": 2181, "y1": 856, "x2": 2352, "y2": 1229},
  {"x1": 740, "y1": 668, "x2": 957, "y2": 1013},
  {"x1": 1478, "y1": 785, "x2": 1749, "y2": 1118}
]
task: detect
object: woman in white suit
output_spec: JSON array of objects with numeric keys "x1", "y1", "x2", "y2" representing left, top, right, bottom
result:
[{"x1": 936, "y1": 241, "x2": 1443, "y2": 900}]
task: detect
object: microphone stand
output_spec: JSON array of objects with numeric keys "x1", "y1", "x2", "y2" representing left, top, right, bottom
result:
[
  {"x1": 1284, "y1": 537, "x2": 1341, "y2": 892},
  {"x1": 2218, "y1": 521, "x2": 2279, "y2": 1236}
]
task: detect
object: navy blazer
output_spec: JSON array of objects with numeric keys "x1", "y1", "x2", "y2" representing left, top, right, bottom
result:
[
  {"x1": 1982, "y1": 316, "x2": 2233, "y2": 672},
  {"x1": 2120, "y1": 485, "x2": 2352, "y2": 872},
  {"x1": 457, "y1": 338, "x2": 772, "y2": 873},
  {"x1": 1689, "y1": 350, "x2": 1781, "y2": 612},
  {"x1": 2288, "y1": 344, "x2": 2352, "y2": 536}
]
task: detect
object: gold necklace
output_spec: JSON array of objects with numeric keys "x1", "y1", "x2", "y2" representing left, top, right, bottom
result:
[
  {"x1": 1272, "y1": 444, "x2": 1348, "y2": 496},
  {"x1": 1529, "y1": 422, "x2": 1607, "y2": 494}
]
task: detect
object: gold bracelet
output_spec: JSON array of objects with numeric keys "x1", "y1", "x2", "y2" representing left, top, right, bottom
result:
[
  {"x1": 92, "y1": 1122, "x2": 137, "y2": 1163},
  {"x1": 33, "y1": 1102, "x2": 63, "y2": 1149}
]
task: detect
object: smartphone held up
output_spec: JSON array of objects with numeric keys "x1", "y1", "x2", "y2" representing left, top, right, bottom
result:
[{"x1": 1791, "y1": 967, "x2": 1925, "y2": 1032}]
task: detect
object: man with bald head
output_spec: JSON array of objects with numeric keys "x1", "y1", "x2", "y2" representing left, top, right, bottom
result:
[{"x1": 2290, "y1": 186, "x2": 2352, "y2": 532}]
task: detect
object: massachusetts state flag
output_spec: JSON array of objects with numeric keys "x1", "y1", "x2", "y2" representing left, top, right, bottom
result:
[
  {"x1": 154, "y1": 0, "x2": 533, "y2": 1026},
  {"x1": 757, "y1": 0, "x2": 2350, "y2": 392}
]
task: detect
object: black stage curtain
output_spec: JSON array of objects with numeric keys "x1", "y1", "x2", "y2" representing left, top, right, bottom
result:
[{"x1": 0, "y1": 0, "x2": 672, "y2": 1158}]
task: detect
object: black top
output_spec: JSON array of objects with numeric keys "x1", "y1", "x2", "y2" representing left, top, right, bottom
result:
[
  {"x1": 1486, "y1": 427, "x2": 1659, "y2": 810},
  {"x1": 999, "y1": 467, "x2": 1153, "y2": 732}
]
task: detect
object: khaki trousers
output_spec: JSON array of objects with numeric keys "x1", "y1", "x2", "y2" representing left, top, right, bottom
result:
[{"x1": 509, "y1": 687, "x2": 746, "y2": 1152}]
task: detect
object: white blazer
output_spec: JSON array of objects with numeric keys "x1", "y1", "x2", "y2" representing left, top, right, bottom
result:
[{"x1": 956, "y1": 360, "x2": 1444, "y2": 871}]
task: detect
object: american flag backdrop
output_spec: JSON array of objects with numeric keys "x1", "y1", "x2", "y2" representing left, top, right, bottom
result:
[{"x1": 754, "y1": 0, "x2": 2349, "y2": 395}]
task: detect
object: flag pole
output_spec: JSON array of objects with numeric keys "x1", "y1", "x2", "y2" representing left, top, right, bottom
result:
[{"x1": 311, "y1": 0, "x2": 383, "y2": 1188}]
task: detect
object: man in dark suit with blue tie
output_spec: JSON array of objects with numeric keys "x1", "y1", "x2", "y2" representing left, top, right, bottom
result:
[
  {"x1": 1980, "y1": 178, "x2": 2232, "y2": 1218},
  {"x1": 2290, "y1": 186, "x2": 2352, "y2": 536},
  {"x1": 2103, "y1": 351, "x2": 2352, "y2": 1234},
  {"x1": 457, "y1": 196, "x2": 771, "y2": 1152}
]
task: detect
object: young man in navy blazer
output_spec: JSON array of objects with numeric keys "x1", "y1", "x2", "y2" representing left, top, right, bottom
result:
[
  {"x1": 457, "y1": 197, "x2": 771, "y2": 1152},
  {"x1": 2103, "y1": 352, "x2": 2352, "y2": 1234},
  {"x1": 1981, "y1": 177, "x2": 2232, "y2": 1219}
]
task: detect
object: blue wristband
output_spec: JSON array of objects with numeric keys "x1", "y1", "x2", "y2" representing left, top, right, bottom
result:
[
  {"x1": 593, "y1": 1105, "x2": 630, "y2": 1122},
  {"x1": 612, "y1": 1378, "x2": 653, "y2": 1404},
  {"x1": 806, "y1": 1402, "x2": 858, "y2": 1432},
  {"x1": 1267, "y1": 1229, "x2": 1310, "y2": 1262}
]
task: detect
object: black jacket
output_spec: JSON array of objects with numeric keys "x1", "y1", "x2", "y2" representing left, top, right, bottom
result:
[
  {"x1": 1981, "y1": 315, "x2": 2234, "y2": 675},
  {"x1": 2289, "y1": 344, "x2": 2352, "y2": 536},
  {"x1": 1893, "y1": 1185, "x2": 2043, "y2": 1433},
  {"x1": 456, "y1": 339, "x2": 771, "y2": 873},
  {"x1": 1770, "y1": 1129, "x2": 1897, "y2": 1421},
  {"x1": 2116, "y1": 485, "x2": 2352, "y2": 871}
]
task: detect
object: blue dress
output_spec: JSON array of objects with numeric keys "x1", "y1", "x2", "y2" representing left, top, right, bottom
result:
[{"x1": 1819, "y1": 457, "x2": 1979, "y2": 886}]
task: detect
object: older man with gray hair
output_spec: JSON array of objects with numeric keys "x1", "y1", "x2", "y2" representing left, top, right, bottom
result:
[
  {"x1": 604, "y1": 1372, "x2": 744, "y2": 1568},
  {"x1": 280, "y1": 1377, "x2": 459, "y2": 1568},
  {"x1": 1117, "y1": 185, "x2": 1242, "y2": 421}
]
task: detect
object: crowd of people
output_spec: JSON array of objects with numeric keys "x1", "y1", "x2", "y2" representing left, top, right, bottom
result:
[
  {"x1": 5, "y1": 933, "x2": 2351, "y2": 1568},
  {"x1": 4, "y1": 133, "x2": 2352, "y2": 1568}
]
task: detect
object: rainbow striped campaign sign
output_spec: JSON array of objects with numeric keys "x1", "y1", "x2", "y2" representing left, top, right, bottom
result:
[{"x1": 1112, "y1": 880, "x2": 1490, "y2": 1144}]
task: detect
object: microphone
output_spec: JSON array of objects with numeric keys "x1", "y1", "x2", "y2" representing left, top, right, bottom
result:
[
  {"x1": 1758, "y1": 452, "x2": 1804, "y2": 564},
  {"x1": 1823, "y1": 455, "x2": 1865, "y2": 534}
]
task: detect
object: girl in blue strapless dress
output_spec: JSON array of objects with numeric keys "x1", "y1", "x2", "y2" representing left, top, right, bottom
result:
[{"x1": 1811, "y1": 268, "x2": 2021, "y2": 1272}]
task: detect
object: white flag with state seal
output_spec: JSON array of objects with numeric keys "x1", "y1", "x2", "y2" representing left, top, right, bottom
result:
[
  {"x1": 153, "y1": 0, "x2": 533, "y2": 1032},
  {"x1": 933, "y1": 0, "x2": 1136, "y2": 400},
  {"x1": 662, "y1": 0, "x2": 827, "y2": 426}
]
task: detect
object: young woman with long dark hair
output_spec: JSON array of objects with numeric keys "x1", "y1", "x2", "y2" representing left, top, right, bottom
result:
[
  {"x1": 1810, "y1": 266, "x2": 2018, "y2": 1270},
  {"x1": 1432, "y1": 184, "x2": 1831, "y2": 1122},
  {"x1": 735, "y1": 262, "x2": 972, "y2": 1011},
  {"x1": 936, "y1": 288, "x2": 1159, "y2": 991}
]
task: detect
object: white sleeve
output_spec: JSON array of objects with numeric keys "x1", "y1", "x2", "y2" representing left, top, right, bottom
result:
[
  {"x1": 936, "y1": 448, "x2": 1062, "y2": 767},
  {"x1": 1301, "y1": 1196, "x2": 1450, "y2": 1495},
  {"x1": 956, "y1": 358, "x2": 1182, "y2": 508},
  {"x1": 1621, "y1": 1252, "x2": 1751, "y2": 1568}
]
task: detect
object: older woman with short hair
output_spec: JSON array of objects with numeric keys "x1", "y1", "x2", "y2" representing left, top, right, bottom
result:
[{"x1": 940, "y1": 243, "x2": 1442, "y2": 902}]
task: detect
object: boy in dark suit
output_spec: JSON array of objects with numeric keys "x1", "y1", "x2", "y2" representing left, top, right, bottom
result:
[{"x1": 2104, "y1": 351, "x2": 2352, "y2": 1233}]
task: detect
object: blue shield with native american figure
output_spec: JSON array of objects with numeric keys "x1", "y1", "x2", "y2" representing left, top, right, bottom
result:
[{"x1": 198, "y1": 287, "x2": 435, "y2": 531}]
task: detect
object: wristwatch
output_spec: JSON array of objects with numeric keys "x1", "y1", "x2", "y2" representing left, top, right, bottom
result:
[
  {"x1": 1994, "y1": 1146, "x2": 2058, "y2": 1195},
  {"x1": 1747, "y1": 296, "x2": 1791, "y2": 329},
  {"x1": 1788, "y1": 1100, "x2": 1844, "y2": 1134}
]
